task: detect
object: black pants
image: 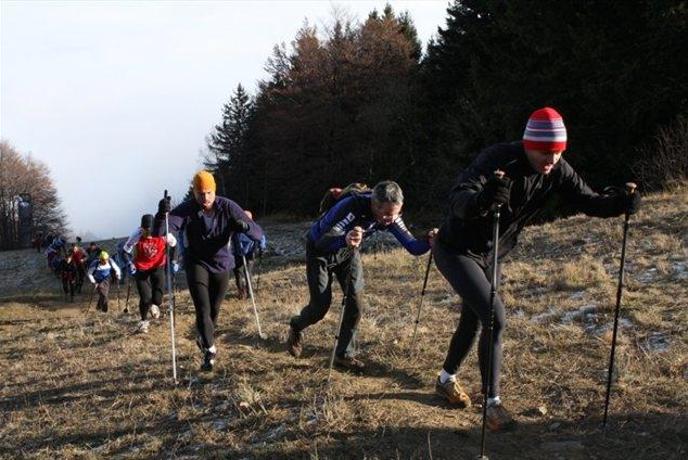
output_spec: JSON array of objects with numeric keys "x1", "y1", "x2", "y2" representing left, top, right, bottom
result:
[
  {"x1": 135, "y1": 267, "x2": 164, "y2": 320},
  {"x1": 62, "y1": 276, "x2": 75, "y2": 300},
  {"x1": 291, "y1": 243, "x2": 364, "y2": 358},
  {"x1": 433, "y1": 241, "x2": 505, "y2": 398},
  {"x1": 187, "y1": 262, "x2": 230, "y2": 349},
  {"x1": 96, "y1": 278, "x2": 111, "y2": 312}
]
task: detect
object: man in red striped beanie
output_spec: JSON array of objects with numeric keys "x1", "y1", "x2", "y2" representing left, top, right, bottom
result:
[{"x1": 431, "y1": 107, "x2": 641, "y2": 431}]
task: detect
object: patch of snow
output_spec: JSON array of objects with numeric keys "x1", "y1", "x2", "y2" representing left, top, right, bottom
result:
[
  {"x1": 561, "y1": 304, "x2": 597, "y2": 324},
  {"x1": 531, "y1": 306, "x2": 559, "y2": 324},
  {"x1": 636, "y1": 268, "x2": 658, "y2": 283},
  {"x1": 672, "y1": 262, "x2": 688, "y2": 280},
  {"x1": 642, "y1": 332, "x2": 670, "y2": 353}
]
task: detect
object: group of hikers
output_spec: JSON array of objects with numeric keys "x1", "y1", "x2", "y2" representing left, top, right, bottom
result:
[{"x1": 44, "y1": 107, "x2": 642, "y2": 432}]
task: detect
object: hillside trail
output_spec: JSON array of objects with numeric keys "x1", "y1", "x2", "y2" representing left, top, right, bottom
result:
[{"x1": 1, "y1": 190, "x2": 687, "y2": 459}]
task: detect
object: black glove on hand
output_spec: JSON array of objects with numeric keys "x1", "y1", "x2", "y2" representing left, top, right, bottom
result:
[
  {"x1": 625, "y1": 190, "x2": 641, "y2": 215},
  {"x1": 234, "y1": 219, "x2": 250, "y2": 233},
  {"x1": 158, "y1": 197, "x2": 171, "y2": 214},
  {"x1": 478, "y1": 174, "x2": 512, "y2": 212}
]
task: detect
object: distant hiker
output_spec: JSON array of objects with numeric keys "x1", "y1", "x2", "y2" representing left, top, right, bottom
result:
[
  {"x1": 231, "y1": 210, "x2": 267, "y2": 299},
  {"x1": 113, "y1": 241, "x2": 130, "y2": 285},
  {"x1": 286, "y1": 180, "x2": 437, "y2": 371},
  {"x1": 70, "y1": 242, "x2": 88, "y2": 293},
  {"x1": 86, "y1": 242, "x2": 101, "y2": 267},
  {"x1": 123, "y1": 214, "x2": 177, "y2": 333},
  {"x1": 46, "y1": 236, "x2": 65, "y2": 273},
  {"x1": 433, "y1": 107, "x2": 641, "y2": 431},
  {"x1": 33, "y1": 232, "x2": 43, "y2": 253},
  {"x1": 156, "y1": 170, "x2": 263, "y2": 371},
  {"x1": 58, "y1": 254, "x2": 78, "y2": 302},
  {"x1": 87, "y1": 250, "x2": 121, "y2": 313}
]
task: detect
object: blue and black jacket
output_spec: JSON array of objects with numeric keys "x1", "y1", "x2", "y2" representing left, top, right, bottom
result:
[{"x1": 308, "y1": 192, "x2": 430, "y2": 257}]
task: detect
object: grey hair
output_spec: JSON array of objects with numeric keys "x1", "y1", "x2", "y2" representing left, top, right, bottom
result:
[{"x1": 372, "y1": 180, "x2": 404, "y2": 205}]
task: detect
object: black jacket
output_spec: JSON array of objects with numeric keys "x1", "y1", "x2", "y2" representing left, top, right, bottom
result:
[{"x1": 438, "y1": 141, "x2": 627, "y2": 260}]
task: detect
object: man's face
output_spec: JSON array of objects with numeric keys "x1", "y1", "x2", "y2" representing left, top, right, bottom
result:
[
  {"x1": 371, "y1": 200, "x2": 402, "y2": 226},
  {"x1": 525, "y1": 149, "x2": 563, "y2": 175},
  {"x1": 194, "y1": 188, "x2": 216, "y2": 210}
]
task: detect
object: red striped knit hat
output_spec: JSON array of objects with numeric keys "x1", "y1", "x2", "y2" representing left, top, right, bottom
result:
[{"x1": 522, "y1": 107, "x2": 567, "y2": 152}]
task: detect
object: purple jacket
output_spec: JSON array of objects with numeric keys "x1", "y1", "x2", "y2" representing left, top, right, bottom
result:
[{"x1": 158, "y1": 196, "x2": 263, "y2": 273}]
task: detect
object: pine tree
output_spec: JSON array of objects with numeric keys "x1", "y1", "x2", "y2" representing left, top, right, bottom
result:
[{"x1": 206, "y1": 84, "x2": 253, "y2": 199}]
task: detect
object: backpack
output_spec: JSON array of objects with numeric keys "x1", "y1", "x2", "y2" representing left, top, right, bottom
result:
[{"x1": 318, "y1": 182, "x2": 370, "y2": 217}]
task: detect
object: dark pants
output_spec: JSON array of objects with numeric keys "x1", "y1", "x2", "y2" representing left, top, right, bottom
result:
[
  {"x1": 96, "y1": 278, "x2": 111, "y2": 312},
  {"x1": 76, "y1": 265, "x2": 85, "y2": 293},
  {"x1": 291, "y1": 243, "x2": 365, "y2": 358},
  {"x1": 433, "y1": 241, "x2": 505, "y2": 398},
  {"x1": 187, "y1": 262, "x2": 230, "y2": 349},
  {"x1": 135, "y1": 267, "x2": 165, "y2": 321},
  {"x1": 62, "y1": 275, "x2": 76, "y2": 300},
  {"x1": 233, "y1": 256, "x2": 256, "y2": 298}
]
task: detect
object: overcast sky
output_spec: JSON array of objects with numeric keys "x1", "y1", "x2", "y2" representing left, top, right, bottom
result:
[{"x1": 1, "y1": 0, "x2": 450, "y2": 239}]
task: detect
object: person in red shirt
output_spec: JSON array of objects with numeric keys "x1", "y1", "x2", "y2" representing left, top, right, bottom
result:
[
  {"x1": 69, "y1": 242, "x2": 88, "y2": 293},
  {"x1": 123, "y1": 214, "x2": 177, "y2": 333}
]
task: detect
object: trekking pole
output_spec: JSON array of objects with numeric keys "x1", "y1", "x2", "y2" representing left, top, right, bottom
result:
[
  {"x1": 478, "y1": 171, "x2": 505, "y2": 460},
  {"x1": 115, "y1": 277, "x2": 122, "y2": 312},
  {"x1": 85, "y1": 284, "x2": 96, "y2": 314},
  {"x1": 603, "y1": 182, "x2": 637, "y2": 427},
  {"x1": 409, "y1": 253, "x2": 433, "y2": 354},
  {"x1": 163, "y1": 190, "x2": 178, "y2": 384},
  {"x1": 327, "y1": 246, "x2": 359, "y2": 386},
  {"x1": 124, "y1": 277, "x2": 131, "y2": 314},
  {"x1": 243, "y1": 254, "x2": 267, "y2": 340}
]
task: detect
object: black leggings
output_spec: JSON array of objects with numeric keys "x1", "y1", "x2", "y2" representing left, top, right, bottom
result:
[
  {"x1": 433, "y1": 241, "x2": 506, "y2": 398},
  {"x1": 135, "y1": 267, "x2": 164, "y2": 320},
  {"x1": 186, "y1": 263, "x2": 230, "y2": 349}
]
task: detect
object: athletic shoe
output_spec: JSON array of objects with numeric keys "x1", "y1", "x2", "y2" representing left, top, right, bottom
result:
[
  {"x1": 201, "y1": 350, "x2": 216, "y2": 372},
  {"x1": 333, "y1": 355, "x2": 366, "y2": 372},
  {"x1": 486, "y1": 402, "x2": 516, "y2": 432},
  {"x1": 287, "y1": 324, "x2": 303, "y2": 358},
  {"x1": 137, "y1": 320, "x2": 150, "y2": 334},
  {"x1": 150, "y1": 304, "x2": 161, "y2": 319},
  {"x1": 435, "y1": 376, "x2": 471, "y2": 408}
]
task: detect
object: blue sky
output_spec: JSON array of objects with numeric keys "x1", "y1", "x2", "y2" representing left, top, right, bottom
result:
[{"x1": 1, "y1": 1, "x2": 450, "y2": 239}]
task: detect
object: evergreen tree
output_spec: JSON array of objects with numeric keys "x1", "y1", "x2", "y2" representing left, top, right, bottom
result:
[{"x1": 206, "y1": 84, "x2": 253, "y2": 200}]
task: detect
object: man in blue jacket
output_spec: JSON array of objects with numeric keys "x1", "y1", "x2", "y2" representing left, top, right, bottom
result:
[
  {"x1": 287, "y1": 180, "x2": 437, "y2": 371},
  {"x1": 231, "y1": 210, "x2": 267, "y2": 299}
]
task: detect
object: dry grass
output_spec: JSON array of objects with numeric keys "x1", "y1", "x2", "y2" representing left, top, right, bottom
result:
[{"x1": 1, "y1": 185, "x2": 687, "y2": 459}]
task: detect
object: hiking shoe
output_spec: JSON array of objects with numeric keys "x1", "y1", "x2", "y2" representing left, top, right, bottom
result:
[
  {"x1": 150, "y1": 304, "x2": 161, "y2": 319},
  {"x1": 333, "y1": 355, "x2": 366, "y2": 372},
  {"x1": 201, "y1": 350, "x2": 216, "y2": 372},
  {"x1": 435, "y1": 377, "x2": 471, "y2": 408},
  {"x1": 287, "y1": 325, "x2": 303, "y2": 358},
  {"x1": 137, "y1": 320, "x2": 150, "y2": 334},
  {"x1": 486, "y1": 403, "x2": 516, "y2": 432}
]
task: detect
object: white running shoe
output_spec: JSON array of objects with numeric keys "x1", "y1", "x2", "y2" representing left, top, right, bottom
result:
[
  {"x1": 150, "y1": 304, "x2": 161, "y2": 319},
  {"x1": 137, "y1": 320, "x2": 150, "y2": 334}
]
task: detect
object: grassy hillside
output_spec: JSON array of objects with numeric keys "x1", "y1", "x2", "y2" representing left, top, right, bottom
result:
[{"x1": 1, "y1": 186, "x2": 686, "y2": 459}]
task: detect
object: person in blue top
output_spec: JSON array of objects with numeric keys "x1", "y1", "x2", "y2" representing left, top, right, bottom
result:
[
  {"x1": 87, "y1": 250, "x2": 121, "y2": 313},
  {"x1": 287, "y1": 180, "x2": 437, "y2": 370},
  {"x1": 231, "y1": 210, "x2": 267, "y2": 299},
  {"x1": 157, "y1": 170, "x2": 263, "y2": 372}
]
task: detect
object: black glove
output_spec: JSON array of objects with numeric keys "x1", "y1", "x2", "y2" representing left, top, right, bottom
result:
[
  {"x1": 625, "y1": 190, "x2": 641, "y2": 215},
  {"x1": 234, "y1": 219, "x2": 250, "y2": 233},
  {"x1": 478, "y1": 174, "x2": 512, "y2": 211},
  {"x1": 158, "y1": 197, "x2": 171, "y2": 214}
]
